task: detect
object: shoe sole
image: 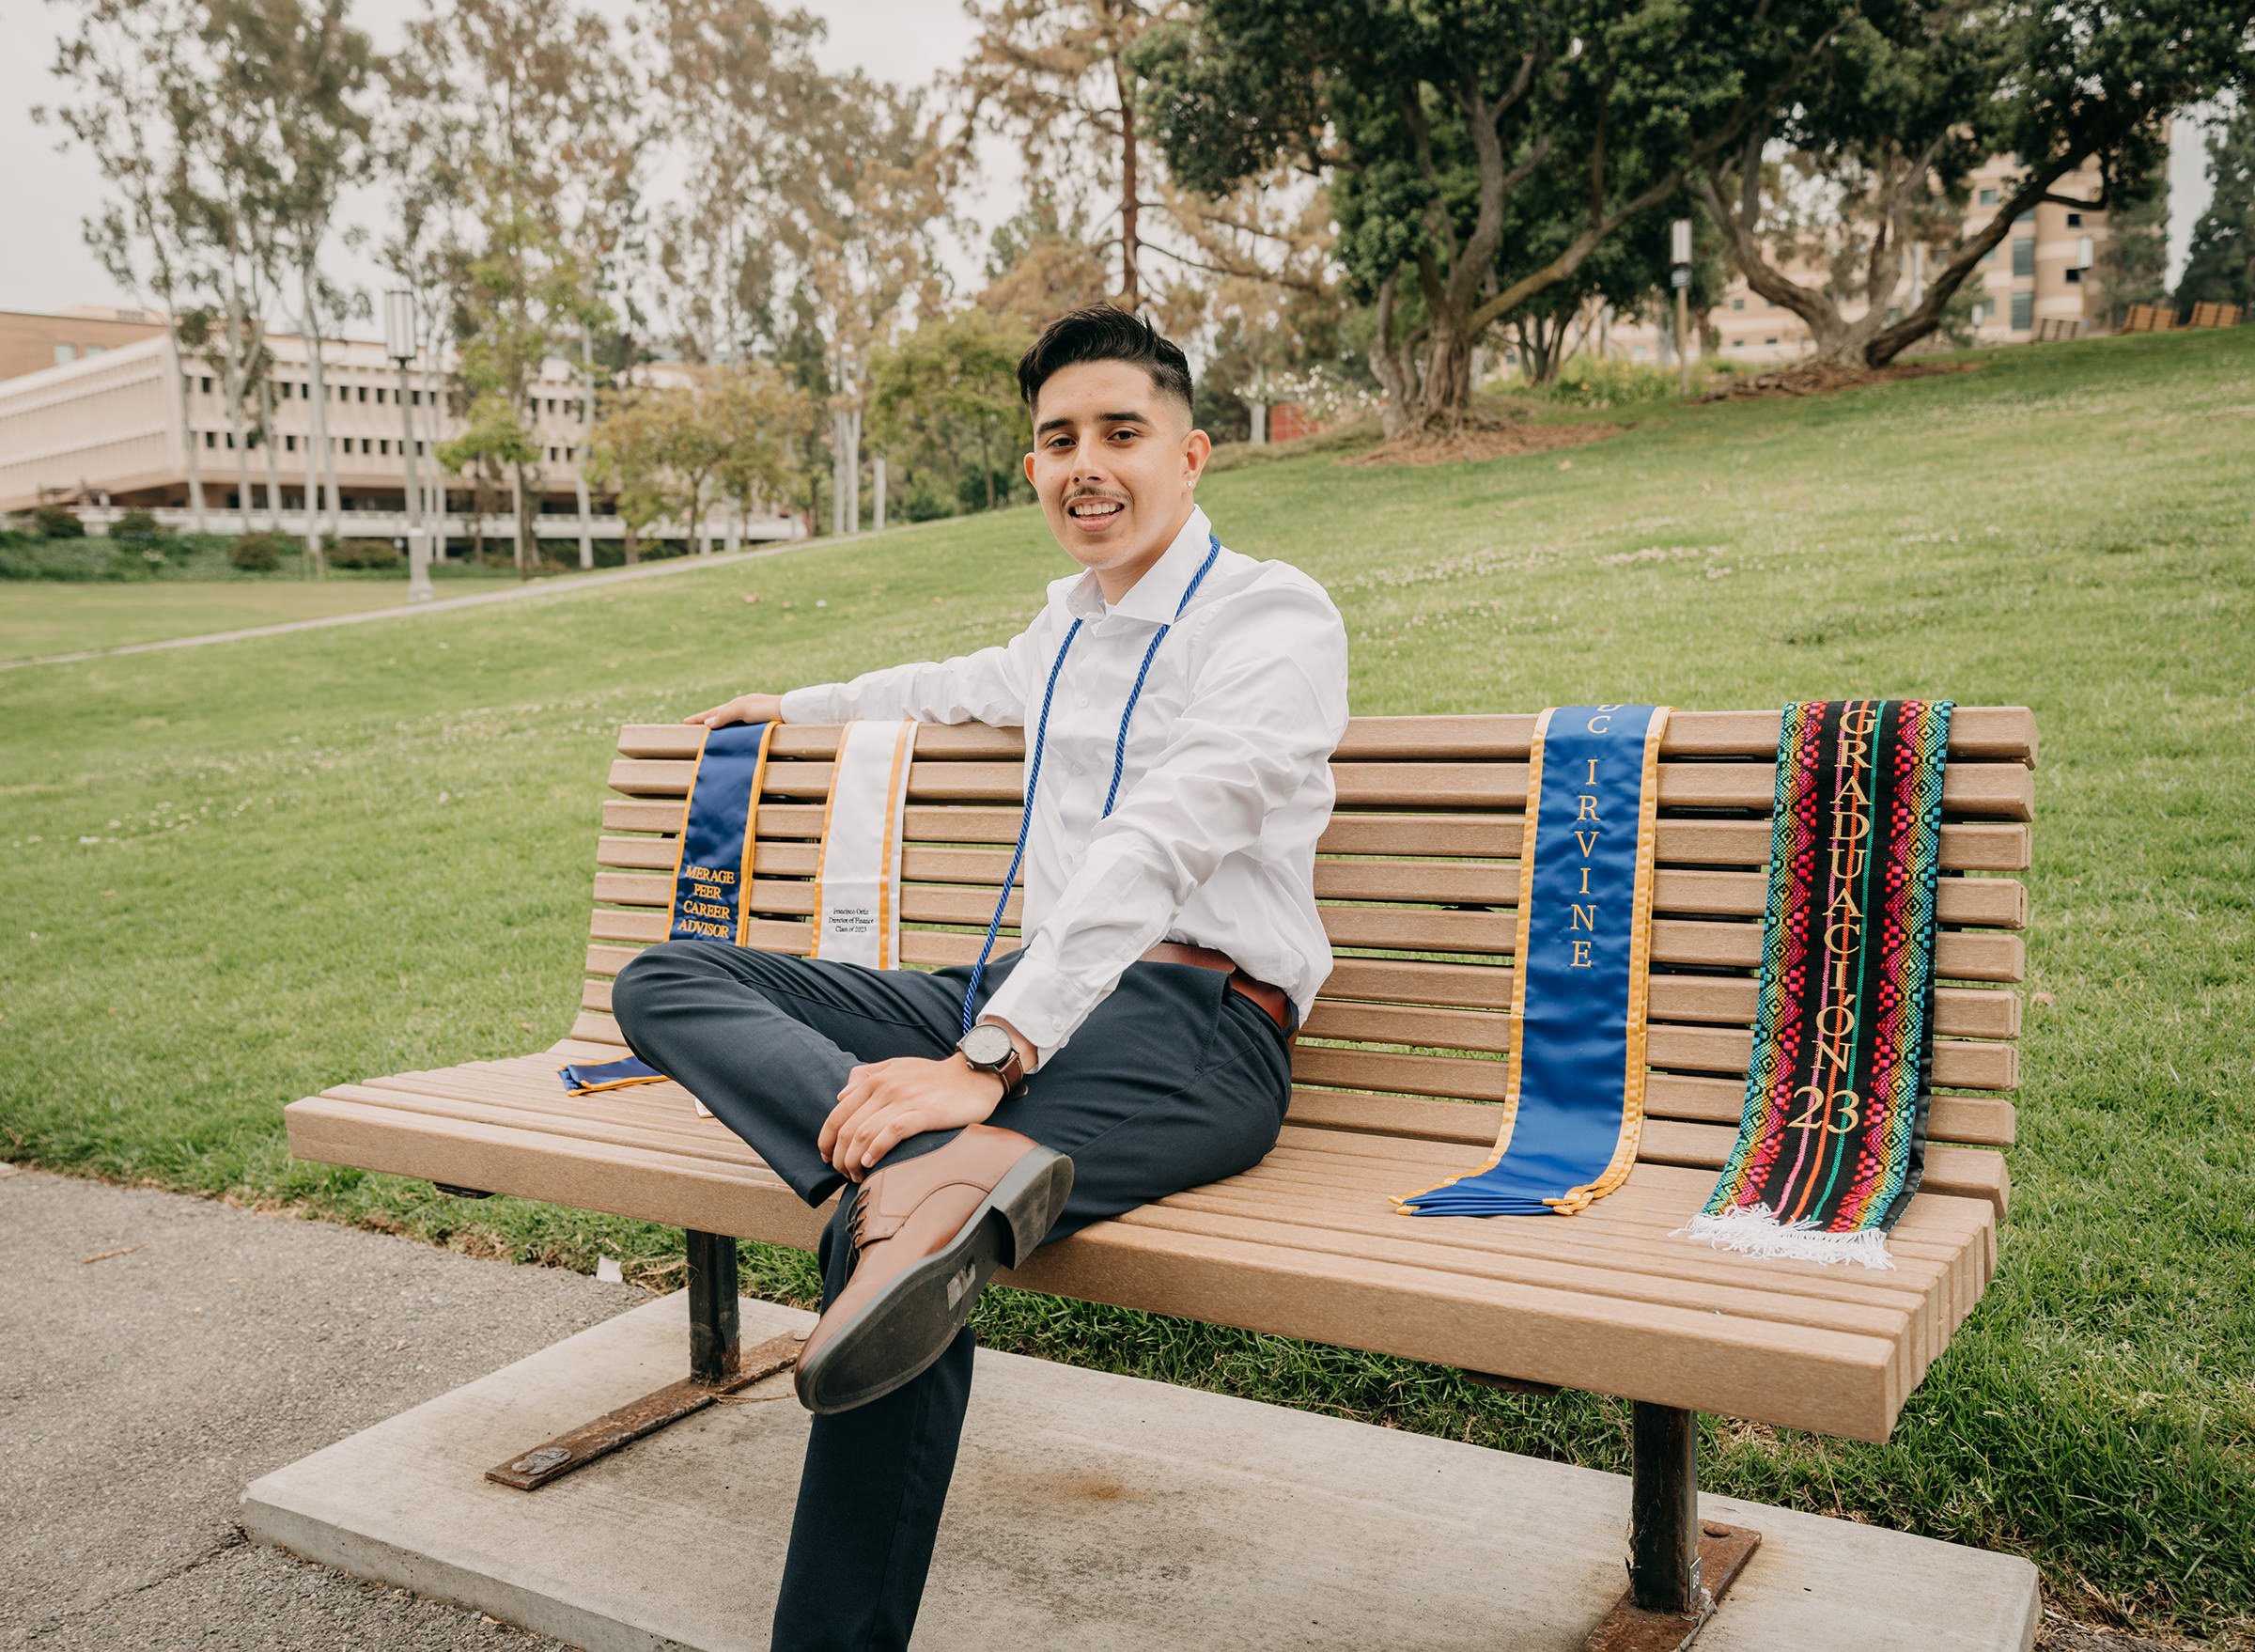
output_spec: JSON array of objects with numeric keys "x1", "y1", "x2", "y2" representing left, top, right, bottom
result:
[{"x1": 795, "y1": 1145, "x2": 1074, "y2": 1415}]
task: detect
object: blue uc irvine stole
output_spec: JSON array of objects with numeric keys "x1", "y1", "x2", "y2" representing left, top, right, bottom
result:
[
  {"x1": 1394, "y1": 705, "x2": 1670, "y2": 1217},
  {"x1": 559, "y1": 720, "x2": 777, "y2": 1097}
]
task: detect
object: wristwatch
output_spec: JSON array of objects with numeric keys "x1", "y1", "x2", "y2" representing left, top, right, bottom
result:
[{"x1": 956, "y1": 1021, "x2": 1027, "y2": 1099}]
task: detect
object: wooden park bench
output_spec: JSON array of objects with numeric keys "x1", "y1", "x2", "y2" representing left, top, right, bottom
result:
[{"x1": 284, "y1": 706, "x2": 2036, "y2": 1644}]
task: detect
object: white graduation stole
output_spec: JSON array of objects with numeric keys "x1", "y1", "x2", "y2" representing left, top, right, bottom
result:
[{"x1": 810, "y1": 720, "x2": 918, "y2": 968}]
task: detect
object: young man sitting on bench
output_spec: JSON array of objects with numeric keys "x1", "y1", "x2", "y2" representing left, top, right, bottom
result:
[{"x1": 611, "y1": 304, "x2": 1349, "y2": 1651}]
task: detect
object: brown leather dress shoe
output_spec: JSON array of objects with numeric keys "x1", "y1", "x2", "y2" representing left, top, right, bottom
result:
[{"x1": 794, "y1": 1123, "x2": 1074, "y2": 1414}]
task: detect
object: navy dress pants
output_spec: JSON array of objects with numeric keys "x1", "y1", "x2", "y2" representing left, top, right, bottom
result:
[{"x1": 609, "y1": 941, "x2": 1294, "y2": 1652}]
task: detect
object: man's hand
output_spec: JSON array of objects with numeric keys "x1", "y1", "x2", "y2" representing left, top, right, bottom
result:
[
  {"x1": 683, "y1": 693, "x2": 785, "y2": 728},
  {"x1": 820, "y1": 1054, "x2": 1008, "y2": 1180}
]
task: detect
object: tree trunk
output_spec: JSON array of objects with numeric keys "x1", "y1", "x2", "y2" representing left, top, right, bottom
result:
[
  {"x1": 511, "y1": 460, "x2": 531, "y2": 578},
  {"x1": 979, "y1": 415, "x2": 994, "y2": 510},
  {"x1": 624, "y1": 522, "x2": 639, "y2": 566},
  {"x1": 1116, "y1": 53, "x2": 1141, "y2": 310},
  {"x1": 574, "y1": 348, "x2": 595, "y2": 569},
  {"x1": 258, "y1": 378, "x2": 284, "y2": 532},
  {"x1": 173, "y1": 332, "x2": 207, "y2": 535},
  {"x1": 303, "y1": 303, "x2": 335, "y2": 576}
]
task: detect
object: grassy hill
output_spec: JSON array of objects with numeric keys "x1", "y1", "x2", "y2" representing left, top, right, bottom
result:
[{"x1": 3, "y1": 328, "x2": 2250, "y2": 1643}]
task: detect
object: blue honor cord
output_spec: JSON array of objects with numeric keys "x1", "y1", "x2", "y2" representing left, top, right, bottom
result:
[{"x1": 960, "y1": 533, "x2": 1222, "y2": 1035}]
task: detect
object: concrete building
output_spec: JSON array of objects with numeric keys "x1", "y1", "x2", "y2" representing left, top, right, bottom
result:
[
  {"x1": 0, "y1": 320, "x2": 801, "y2": 555},
  {"x1": 1597, "y1": 153, "x2": 2125, "y2": 368}
]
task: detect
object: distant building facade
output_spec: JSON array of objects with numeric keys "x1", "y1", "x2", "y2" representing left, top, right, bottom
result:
[
  {"x1": 0, "y1": 319, "x2": 800, "y2": 553},
  {"x1": 1597, "y1": 153, "x2": 2127, "y2": 368}
]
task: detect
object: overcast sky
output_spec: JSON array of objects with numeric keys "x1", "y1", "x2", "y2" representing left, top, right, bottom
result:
[{"x1": 0, "y1": 2, "x2": 2223, "y2": 330}]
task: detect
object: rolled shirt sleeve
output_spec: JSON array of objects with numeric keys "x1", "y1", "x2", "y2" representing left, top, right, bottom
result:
[{"x1": 980, "y1": 580, "x2": 1350, "y2": 1067}]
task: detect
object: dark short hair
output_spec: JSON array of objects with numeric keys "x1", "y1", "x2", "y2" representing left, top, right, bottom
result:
[{"x1": 1016, "y1": 305, "x2": 1194, "y2": 419}]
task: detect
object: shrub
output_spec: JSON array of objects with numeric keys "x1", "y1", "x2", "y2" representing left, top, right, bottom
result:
[
  {"x1": 328, "y1": 537, "x2": 401, "y2": 569},
  {"x1": 109, "y1": 507, "x2": 163, "y2": 540},
  {"x1": 230, "y1": 531, "x2": 282, "y2": 572},
  {"x1": 33, "y1": 504, "x2": 86, "y2": 538}
]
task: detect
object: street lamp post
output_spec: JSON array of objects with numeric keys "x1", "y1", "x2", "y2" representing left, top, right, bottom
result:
[
  {"x1": 383, "y1": 290, "x2": 434, "y2": 603},
  {"x1": 1670, "y1": 218, "x2": 1693, "y2": 397}
]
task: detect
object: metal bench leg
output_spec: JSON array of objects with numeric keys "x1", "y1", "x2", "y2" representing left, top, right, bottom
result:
[
  {"x1": 485, "y1": 1228, "x2": 802, "y2": 1490},
  {"x1": 1579, "y1": 1403, "x2": 1762, "y2": 1650}
]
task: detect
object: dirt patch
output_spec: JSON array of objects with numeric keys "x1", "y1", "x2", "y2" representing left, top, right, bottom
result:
[
  {"x1": 1340, "y1": 417, "x2": 1625, "y2": 468},
  {"x1": 1699, "y1": 357, "x2": 1984, "y2": 401}
]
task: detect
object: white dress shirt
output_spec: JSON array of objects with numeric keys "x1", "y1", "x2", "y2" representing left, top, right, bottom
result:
[{"x1": 778, "y1": 504, "x2": 1350, "y2": 1068}]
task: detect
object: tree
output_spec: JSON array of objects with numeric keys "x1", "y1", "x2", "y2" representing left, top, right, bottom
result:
[
  {"x1": 1699, "y1": 1, "x2": 2255, "y2": 368},
  {"x1": 649, "y1": 0, "x2": 819, "y2": 365},
  {"x1": 2092, "y1": 152, "x2": 2172, "y2": 324},
  {"x1": 419, "y1": 0, "x2": 620, "y2": 577},
  {"x1": 39, "y1": 0, "x2": 212, "y2": 530},
  {"x1": 708, "y1": 361, "x2": 810, "y2": 544},
  {"x1": 2176, "y1": 99, "x2": 2255, "y2": 311},
  {"x1": 764, "y1": 67, "x2": 953, "y2": 537},
  {"x1": 584, "y1": 382, "x2": 673, "y2": 564},
  {"x1": 958, "y1": 0, "x2": 1189, "y2": 310},
  {"x1": 867, "y1": 309, "x2": 1031, "y2": 514},
  {"x1": 976, "y1": 195, "x2": 1112, "y2": 331},
  {"x1": 1139, "y1": 0, "x2": 1875, "y2": 438},
  {"x1": 216, "y1": 0, "x2": 377, "y2": 572}
]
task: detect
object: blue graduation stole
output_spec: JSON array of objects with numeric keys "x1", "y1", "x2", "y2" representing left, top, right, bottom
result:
[
  {"x1": 559, "y1": 720, "x2": 776, "y2": 1095},
  {"x1": 1394, "y1": 705, "x2": 1670, "y2": 1217}
]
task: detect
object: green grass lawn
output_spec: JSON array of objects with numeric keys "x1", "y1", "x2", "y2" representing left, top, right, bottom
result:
[
  {"x1": 4, "y1": 329, "x2": 2250, "y2": 1642},
  {"x1": 0, "y1": 579, "x2": 432, "y2": 661},
  {"x1": 0, "y1": 556, "x2": 556, "y2": 662}
]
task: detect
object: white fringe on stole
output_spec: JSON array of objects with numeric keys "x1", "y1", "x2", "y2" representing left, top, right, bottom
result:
[{"x1": 1672, "y1": 1204, "x2": 1898, "y2": 1270}]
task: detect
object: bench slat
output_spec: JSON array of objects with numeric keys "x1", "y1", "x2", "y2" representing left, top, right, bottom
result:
[
  {"x1": 608, "y1": 755, "x2": 2038, "y2": 821},
  {"x1": 594, "y1": 838, "x2": 2029, "y2": 932},
  {"x1": 286, "y1": 1078, "x2": 1993, "y2": 1439},
  {"x1": 618, "y1": 707, "x2": 2037, "y2": 765},
  {"x1": 598, "y1": 800, "x2": 2037, "y2": 872},
  {"x1": 582, "y1": 875, "x2": 2030, "y2": 979}
]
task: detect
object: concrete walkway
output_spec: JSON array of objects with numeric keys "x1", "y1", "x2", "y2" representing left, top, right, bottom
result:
[
  {"x1": 0, "y1": 1163, "x2": 638, "y2": 1649},
  {"x1": 0, "y1": 522, "x2": 906, "y2": 672},
  {"x1": 1, "y1": 1161, "x2": 2158, "y2": 1652}
]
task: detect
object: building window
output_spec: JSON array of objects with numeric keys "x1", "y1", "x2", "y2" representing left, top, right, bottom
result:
[
  {"x1": 2065, "y1": 267, "x2": 2082, "y2": 284},
  {"x1": 1731, "y1": 297, "x2": 1746, "y2": 311},
  {"x1": 2013, "y1": 238, "x2": 2034, "y2": 277},
  {"x1": 53, "y1": 342, "x2": 77, "y2": 365},
  {"x1": 2011, "y1": 291, "x2": 2033, "y2": 331},
  {"x1": 1765, "y1": 335, "x2": 1779, "y2": 346},
  {"x1": 285, "y1": 434, "x2": 297, "y2": 452},
  {"x1": 200, "y1": 375, "x2": 214, "y2": 394},
  {"x1": 360, "y1": 437, "x2": 372, "y2": 454},
  {"x1": 379, "y1": 439, "x2": 390, "y2": 455},
  {"x1": 356, "y1": 385, "x2": 367, "y2": 402},
  {"x1": 2015, "y1": 209, "x2": 2035, "y2": 225},
  {"x1": 2066, "y1": 211, "x2": 2083, "y2": 227},
  {"x1": 203, "y1": 430, "x2": 216, "y2": 448},
  {"x1": 1978, "y1": 187, "x2": 1998, "y2": 206},
  {"x1": 86, "y1": 344, "x2": 105, "y2": 357}
]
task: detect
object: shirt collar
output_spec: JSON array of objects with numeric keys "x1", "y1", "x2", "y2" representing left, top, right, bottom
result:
[{"x1": 1064, "y1": 504, "x2": 1214, "y2": 625}]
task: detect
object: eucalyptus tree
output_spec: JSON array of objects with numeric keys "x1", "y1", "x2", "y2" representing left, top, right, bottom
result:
[
  {"x1": 39, "y1": 0, "x2": 213, "y2": 529},
  {"x1": 418, "y1": 0, "x2": 621, "y2": 576}
]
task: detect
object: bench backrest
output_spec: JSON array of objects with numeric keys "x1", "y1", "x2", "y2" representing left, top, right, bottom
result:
[{"x1": 579, "y1": 710, "x2": 2033, "y2": 1200}]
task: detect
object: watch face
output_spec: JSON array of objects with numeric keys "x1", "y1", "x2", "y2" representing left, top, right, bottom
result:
[{"x1": 961, "y1": 1022, "x2": 1014, "y2": 1067}]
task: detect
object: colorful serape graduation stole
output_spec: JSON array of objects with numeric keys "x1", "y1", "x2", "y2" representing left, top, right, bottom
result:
[
  {"x1": 1675, "y1": 699, "x2": 1954, "y2": 1270},
  {"x1": 1394, "y1": 705, "x2": 1670, "y2": 1218},
  {"x1": 810, "y1": 720, "x2": 919, "y2": 969},
  {"x1": 558, "y1": 719, "x2": 777, "y2": 1104}
]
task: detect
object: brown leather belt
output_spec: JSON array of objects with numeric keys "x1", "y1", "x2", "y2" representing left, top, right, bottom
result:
[{"x1": 1140, "y1": 941, "x2": 1295, "y2": 1038}]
